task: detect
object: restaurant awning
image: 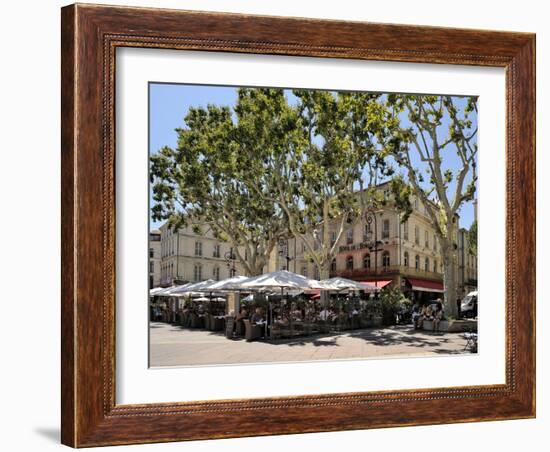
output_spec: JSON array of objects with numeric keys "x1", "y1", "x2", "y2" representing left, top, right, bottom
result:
[
  {"x1": 407, "y1": 278, "x2": 444, "y2": 293},
  {"x1": 360, "y1": 280, "x2": 392, "y2": 289}
]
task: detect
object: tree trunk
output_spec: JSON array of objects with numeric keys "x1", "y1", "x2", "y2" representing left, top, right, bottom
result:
[
  {"x1": 319, "y1": 265, "x2": 331, "y2": 307},
  {"x1": 441, "y1": 240, "x2": 459, "y2": 318}
]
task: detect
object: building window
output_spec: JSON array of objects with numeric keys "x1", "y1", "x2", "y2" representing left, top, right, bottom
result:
[
  {"x1": 382, "y1": 251, "x2": 390, "y2": 269},
  {"x1": 193, "y1": 264, "x2": 202, "y2": 282},
  {"x1": 302, "y1": 242, "x2": 307, "y2": 252},
  {"x1": 149, "y1": 248, "x2": 154, "y2": 258},
  {"x1": 425, "y1": 257, "x2": 430, "y2": 271},
  {"x1": 346, "y1": 228, "x2": 354, "y2": 245},
  {"x1": 195, "y1": 241, "x2": 202, "y2": 256},
  {"x1": 213, "y1": 244, "x2": 220, "y2": 258},
  {"x1": 415, "y1": 254, "x2": 420, "y2": 270},
  {"x1": 346, "y1": 256, "x2": 354, "y2": 270},
  {"x1": 403, "y1": 252, "x2": 409, "y2": 267},
  {"x1": 330, "y1": 231, "x2": 337, "y2": 246},
  {"x1": 433, "y1": 234, "x2": 437, "y2": 251},
  {"x1": 330, "y1": 258, "x2": 337, "y2": 272},
  {"x1": 415, "y1": 226, "x2": 420, "y2": 245},
  {"x1": 363, "y1": 253, "x2": 371, "y2": 269},
  {"x1": 414, "y1": 198, "x2": 419, "y2": 210},
  {"x1": 425, "y1": 230, "x2": 429, "y2": 248},
  {"x1": 149, "y1": 261, "x2": 154, "y2": 273},
  {"x1": 433, "y1": 259, "x2": 438, "y2": 273},
  {"x1": 382, "y1": 219, "x2": 390, "y2": 239},
  {"x1": 301, "y1": 266, "x2": 308, "y2": 277},
  {"x1": 213, "y1": 267, "x2": 220, "y2": 281},
  {"x1": 229, "y1": 268, "x2": 237, "y2": 278},
  {"x1": 403, "y1": 221, "x2": 409, "y2": 241}
]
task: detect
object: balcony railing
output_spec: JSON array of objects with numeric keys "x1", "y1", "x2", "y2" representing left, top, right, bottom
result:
[{"x1": 331, "y1": 265, "x2": 442, "y2": 281}]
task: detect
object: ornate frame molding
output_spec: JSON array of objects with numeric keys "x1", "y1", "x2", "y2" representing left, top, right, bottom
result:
[{"x1": 62, "y1": 4, "x2": 535, "y2": 447}]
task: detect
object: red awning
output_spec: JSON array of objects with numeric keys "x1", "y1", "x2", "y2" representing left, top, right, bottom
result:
[
  {"x1": 361, "y1": 280, "x2": 392, "y2": 289},
  {"x1": 407, "y1": 278, "x2": 444, "y2": 293},
  {"x1": 305, "y1": 289, "x2": 321, "y2": 299}
]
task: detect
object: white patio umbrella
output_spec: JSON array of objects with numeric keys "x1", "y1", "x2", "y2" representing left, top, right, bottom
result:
[
  {"x1": 238, "y1": 270, "x2": 336, "y2": 338},
  {"x1": 320, "y1": 277, "x2": 378, "y2": 292},
  {"x1": 200, "y1": 275, "x2": 250, "y2": 315},
  {"x1": 239, "y1": 270, "x2": 333, "y2": 291},
  {"x1": 169, "y1": 279, "x2": 215, "y2": 296},
  {"x1": 320, "y1": 277, "x2": 378, "y2": 327},
  {"x1": 153, "y1": 283, "x2": 193, "y2": 297},
  {"x1": 205, "y1": 275, "x2": 250, "y2": 291}
]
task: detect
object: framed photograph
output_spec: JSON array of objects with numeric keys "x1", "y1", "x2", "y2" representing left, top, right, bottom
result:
[{"x1": 61, "y1": 3, "x2": 535, "y2": 447}]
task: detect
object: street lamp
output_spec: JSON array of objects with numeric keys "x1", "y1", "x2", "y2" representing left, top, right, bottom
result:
[
  {"x1": 224, "y1": 249, "x2": 237, "y2": 277},
  {"x1": 278, "y1": 238, "x2": 294, "y2": 271},
  {"x1": 365, "y1": 209, "x2": 383, "y2": 296}
]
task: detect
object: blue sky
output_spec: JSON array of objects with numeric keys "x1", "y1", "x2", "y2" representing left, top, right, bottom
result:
[{"x1": 149, "y1": 83, "x2": 476, "y2": 230}]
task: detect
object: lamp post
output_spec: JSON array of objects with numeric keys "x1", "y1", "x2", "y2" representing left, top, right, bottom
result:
[
  {"x1": 278, "y1": 238, "x2": 294, "y2": 271},
  {"x1": 224, "y1": 249, "x2": 237, "y2": 277},
  {"x1": 365, "y1": 209, "x2": 383, "y2": 297}
]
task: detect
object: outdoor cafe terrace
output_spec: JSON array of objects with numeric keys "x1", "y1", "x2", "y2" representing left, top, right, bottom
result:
[{"x1": 150, "y1": 270, "x2": 476, "y2": 342}]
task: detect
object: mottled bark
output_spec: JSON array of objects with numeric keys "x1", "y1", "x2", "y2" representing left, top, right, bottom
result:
[{"x1": 440, "y1": 235, "x2": 459, "y2": 318}]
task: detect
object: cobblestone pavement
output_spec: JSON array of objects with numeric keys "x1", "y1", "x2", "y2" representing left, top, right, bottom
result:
[{"x1": 150, "y1": 322, "x2": 473, "y2": 367}]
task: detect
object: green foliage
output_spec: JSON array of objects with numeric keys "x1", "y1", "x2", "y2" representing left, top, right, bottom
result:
[
  {"x1": 150, "y1": 88, "x2": 295, "y2": 275},
  {"x1": 150, "y1": 88, "x2": 476, "y2": 299},
  {"x1": 362, "y1": 298, "x2": 382, "y2": 320},
  {"x1": 379, "y1": 285, "x2": 407, "y2": 326}
]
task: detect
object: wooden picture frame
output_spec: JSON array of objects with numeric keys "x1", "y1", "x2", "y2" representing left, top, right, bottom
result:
[{"x1": 61, "y1": 3, "x2": 535, "y2": 447}]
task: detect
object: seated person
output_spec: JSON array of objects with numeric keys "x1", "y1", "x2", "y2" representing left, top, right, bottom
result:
[
  {"x1": 425, "y1": 304, "x2": 434, "y2": 320},
  {"x1": 196, "y1": 303, "x2": 205, "y2": 316},
  {"x1": 433, "y1": 307, "x2": 444, "y2": 332},
  {"x1": 250, "y1": 307, "x2": 264, "y2": 324},
  {"x1": 292, "y1": 308, "x2": 303, "y2": 321},
  {"x1": 411, "y1": 303, "x2": 421, "y2": 329},
  {"x1": 235, "y1": 308, "x2": 248, "y2": 321},
  {"x1": 250, "y1": 307, "x2": 266, "y2": 337},
  {"x1": 318, "y1": 307, "x2": 332, "y2": 321},
  {"x1": 416, "y1": 305, "x2": 428, "y2": 329}
]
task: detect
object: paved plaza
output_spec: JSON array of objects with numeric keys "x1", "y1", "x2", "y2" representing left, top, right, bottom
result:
[{"x1": 149, "y1": 322, "x2": 472, "y2": 367}]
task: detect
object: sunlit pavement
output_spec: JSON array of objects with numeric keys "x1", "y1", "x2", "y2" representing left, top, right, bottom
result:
[{"x1": 149, "y1": 321, "x2": 473, "y2": 367}]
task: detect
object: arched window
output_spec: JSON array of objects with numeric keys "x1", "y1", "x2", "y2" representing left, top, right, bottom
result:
[
  {"x1": 382, "y1": 251, "x2": 390, "y2": 269},
  {"x1": 403, "y1": 252, "x2": 409, "y2": 267},
  {"x1": 425, "y1": 257, "x2": 430, "y2": 271},
  {"x1": 330, "y1": 258, "x2": 337, "y2": 272},
  {"x1": 415, "y1": 254, "x2": 420, "y2": 269},
  {"x1": 346, "y1": 256, "x2": 354, "y2": 270},
  {"x1": 363, "y1": 253, "x2": 371, "y2": 269}
]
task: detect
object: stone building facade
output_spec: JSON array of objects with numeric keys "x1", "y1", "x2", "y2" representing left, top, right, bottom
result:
[
  {"x1": 154, "y1": 185, "x2": 477, "y2": 299},
  {"x1": 149, "y1": 229, "x2": 161, "y2": 288},
  {"x1": 158, "y1": 222, "x2": 245, "y2": 287},
  {"x1": 267, "y1": 187, "x2": 477, "y2": 302}
]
